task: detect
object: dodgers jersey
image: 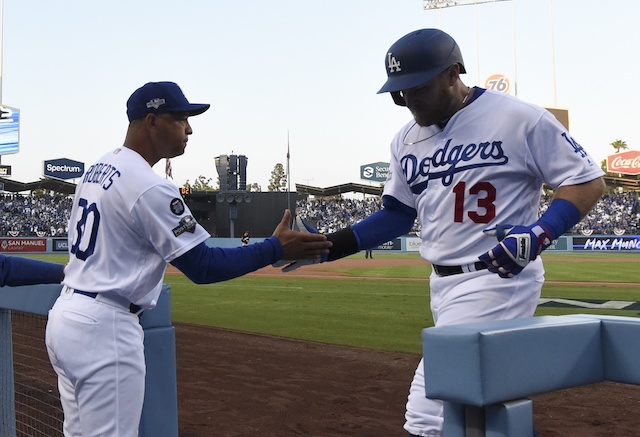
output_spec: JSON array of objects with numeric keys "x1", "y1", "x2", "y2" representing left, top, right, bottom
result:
[
  {"x1": 64, "y1": 147, "x2": 210, "y2": 309},
  {"x1": 383, "y1": 88, "x2": 604, "y2": 266}
]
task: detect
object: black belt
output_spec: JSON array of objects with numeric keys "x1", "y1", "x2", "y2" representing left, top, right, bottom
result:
[
  {"x1": 432, "y1": 261, "x2": 488, "y2": 277},
  {"x1": 74, "y1": 290, "x2": 143, "y2": 315}
]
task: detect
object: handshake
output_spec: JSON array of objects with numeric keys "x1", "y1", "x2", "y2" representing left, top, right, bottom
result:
[
  {"x1": 273, "y1": 216, "x2": 328, "y2": 272},
  {"x1": 274, "y1": 216, "x2": 554, "y2": 278}
]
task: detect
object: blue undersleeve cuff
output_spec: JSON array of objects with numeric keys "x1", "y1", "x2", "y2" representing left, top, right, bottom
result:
[
  {"x1": 351, "y1": 196, "x2": 416, "y2": 249},
  {"x1": 537, "y1": 198, "x2": 581, "y2": 240}
]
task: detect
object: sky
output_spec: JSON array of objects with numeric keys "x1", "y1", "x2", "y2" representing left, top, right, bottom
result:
[{"x1": 1, "y1": 0, "x2": 639, "y2": 191}]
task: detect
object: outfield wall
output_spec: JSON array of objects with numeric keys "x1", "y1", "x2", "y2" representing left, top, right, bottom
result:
[{"x1": 1, "y1": 234, "x2": 640, "y2": 254}]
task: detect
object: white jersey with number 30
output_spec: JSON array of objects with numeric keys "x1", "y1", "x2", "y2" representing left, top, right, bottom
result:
[
  {"x1": 64, "y1": 147, "x2": 209, "y2": 309},
  {"x1": 383, "y1": 89, "x2": 604, "y2": 265}
]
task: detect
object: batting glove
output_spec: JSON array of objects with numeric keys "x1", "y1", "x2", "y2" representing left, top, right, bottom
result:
[
  {"x1": 478, "y1": 223, "x2": 552, "y2": 278},
  {"x1": 272, "y1": 216, "x2": 327, "y2": 272}
]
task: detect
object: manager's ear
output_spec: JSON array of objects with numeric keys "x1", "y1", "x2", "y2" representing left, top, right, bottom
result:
[{"x1": 144, "y1": 113, "x2": 158, "y2": 128}]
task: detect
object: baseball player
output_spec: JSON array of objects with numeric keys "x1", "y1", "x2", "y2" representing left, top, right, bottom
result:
[
  {"x1": 0, "y1": 254, "x2": 64, "y2": 286},
  {"x1": 45, "y1": 81, "x2": 331, "y2": 437},
  {"x1": 277, "y1": 29, "x2": 605, "y2": 436}
]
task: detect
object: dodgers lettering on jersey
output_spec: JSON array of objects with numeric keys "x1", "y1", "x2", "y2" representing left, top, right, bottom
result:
[
  {"x1": 382, "y1": 89, "x2": 604, "y2": 266},
  {"x1": 403, "y1": 139, "x2": 509, "y2": 194}
]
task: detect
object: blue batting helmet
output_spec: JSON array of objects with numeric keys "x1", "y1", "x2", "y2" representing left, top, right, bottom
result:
[{"x1": 377, "y1": 29, "x2": 466, "y2": 106}]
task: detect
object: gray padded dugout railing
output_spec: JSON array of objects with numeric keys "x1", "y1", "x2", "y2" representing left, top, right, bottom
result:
[
  {"x1": 0, "y1": 283, "x2": 178, "y2": 437},
  {"x1": 421, "y1": 314, "x2": 640, "y2": 437}
]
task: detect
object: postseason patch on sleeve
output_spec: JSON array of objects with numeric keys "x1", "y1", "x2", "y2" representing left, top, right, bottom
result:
[
  {"x1": 170, "y1": 197, "x2": 186, "y2": 215},
  {"x1": 172, "y1": 215, "x2": 197, "y2": 237}
]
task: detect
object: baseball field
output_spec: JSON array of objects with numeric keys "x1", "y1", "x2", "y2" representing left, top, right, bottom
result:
[{"x1": 25, "y1": 252, "x2": 640, "y2": 436}]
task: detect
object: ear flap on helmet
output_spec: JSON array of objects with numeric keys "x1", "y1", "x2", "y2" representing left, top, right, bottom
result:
[{"x1": 391, "y1": 91, "x2": 407, "y2": 107}]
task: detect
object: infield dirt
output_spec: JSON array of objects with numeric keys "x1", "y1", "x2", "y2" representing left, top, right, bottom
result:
[{"x1": 174, "y1": 256, "x2": 640, "y2": 436}]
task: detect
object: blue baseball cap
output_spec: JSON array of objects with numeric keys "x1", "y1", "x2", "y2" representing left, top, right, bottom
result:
[{"x1": 126, "y1": 81, "x2": 210, "y2": 121}]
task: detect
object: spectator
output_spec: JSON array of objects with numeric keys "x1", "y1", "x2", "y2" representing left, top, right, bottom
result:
[
  {"x1": 0, "y1": 189, "x2": 638, "y2": 237},
  {"x1": 297, "y1": 190, "x2": 639, "y2": 236},
  {"x1": 0, "y1": 193, "x2": 72, "y2": 236}
]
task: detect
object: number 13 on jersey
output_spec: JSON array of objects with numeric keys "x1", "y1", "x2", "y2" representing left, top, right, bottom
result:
[{"x1": 453, "y1": 181, "x2": 496, "y2": 223}]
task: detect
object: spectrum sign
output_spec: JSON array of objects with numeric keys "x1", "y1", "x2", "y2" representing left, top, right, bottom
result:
[{"x1": 43, "y1": 158, "x2": 85, "y2": 180}]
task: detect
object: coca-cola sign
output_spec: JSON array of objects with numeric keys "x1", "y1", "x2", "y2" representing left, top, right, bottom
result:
[{"x1": 607, "y1": 150, "x2": 640, "y2": 175}]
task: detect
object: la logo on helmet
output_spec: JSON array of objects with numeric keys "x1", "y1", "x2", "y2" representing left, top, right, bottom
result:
[{"x1": 387, "y1": 53, "x2": 401, "y2": 73}]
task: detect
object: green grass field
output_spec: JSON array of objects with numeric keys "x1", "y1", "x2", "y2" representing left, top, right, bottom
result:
[{"x1": 22, "y1": 252, "x2": 640, "y2": 354}]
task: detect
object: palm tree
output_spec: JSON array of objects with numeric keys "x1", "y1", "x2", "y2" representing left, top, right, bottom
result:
[
  {"x1": 600, "y1": 158, "x2": 608, "y2": 172},
  {"x1": 611, "y1": 139, "x2": 628, "y2": 153}
]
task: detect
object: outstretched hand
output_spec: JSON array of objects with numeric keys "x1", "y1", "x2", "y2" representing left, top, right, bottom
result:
[
  {"x1": 272, "y1": 210, "x2": 331, "y2": 262},
  {"x1": 272, "y1": 213, "x2": 330, "y2": 272},
  {"x1": 478, "y1": 223, "x2": 551, "y2": 278}
]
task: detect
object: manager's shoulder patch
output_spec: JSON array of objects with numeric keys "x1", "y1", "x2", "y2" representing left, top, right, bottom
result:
[
  {"x1": 170, "y1": 197, "x2": 185, "y2": 215},
  {"x1": 172, "y1": 215, "x2": 197, "y2": 237}
]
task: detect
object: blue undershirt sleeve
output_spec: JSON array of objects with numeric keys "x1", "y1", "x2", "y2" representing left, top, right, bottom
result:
[
  {"x1": 169, "y1": 236, "x2": 283, "y2": 284},
  {"x1": 351, "y1": 195, "x2": 417, "y2": 249},
  {"x1": 0, "y1": 254, "x2": 64, "y2": 287},
  {"x1": 536, "y1": 198, "x2": 582, "y2": 239}
]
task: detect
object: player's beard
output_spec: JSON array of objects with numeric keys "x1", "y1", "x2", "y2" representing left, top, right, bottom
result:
[{"x1": 409, "y1": 91, "x2": 459, "y2": 128}]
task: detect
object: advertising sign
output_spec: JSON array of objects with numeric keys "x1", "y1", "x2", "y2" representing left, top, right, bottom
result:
[
  {"x1": 547, "y1": 236, "x2": 568, "y2": 251},
  {"x1": 43, "y1": 158, "x2": 85, "y2": 180},
  {"x1": 0, "y1": 165, "x2": 10, "y2": 177},
  {"x1": 607, "y1": 150, "x2": 640, "y2": 175},
  {"x1": 484, "y1": 73, "x2": 511, "y2": 94},
  {"x1": 0, "y1": 105, "x2": 20, "y2": 155},
  {"x1": 406, "y1": 236, "x2": 422, "y2": 252},
  {"x1": 52, "y1": 239, "x2": 69, "y2": 252},
  {"x1": 360, "y1": 162, "x2": 389, "y2": 183},
  {"x1": 544, "y1": 107, "x2": 570, "y2": 130},
  {"x1": 373, "y1": 239, "x2": 401, "y2": 251},
  {"x1": 573, "y1": 236, "x2": 640, "y2": 251},
  {"x1": 0, "y1": 238, "x2": 47, "y2": 253}
]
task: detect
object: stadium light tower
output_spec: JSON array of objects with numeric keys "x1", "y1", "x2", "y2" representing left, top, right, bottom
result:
[
  {"x1": 0, "y1": 0, "x2": 3, "y2": 103},
  {"x1": 0, "y1": 0, "x2": 4, "y2": 166},
  {"x1": 423, "y1": 0, "x2": 510, "y2": 10},
  {"x1": 549, "y1": 0, "x2": 557, "y2": 106},
  {"x1": 422, "y1": 0, "x2": 516, "y2": 95},
  {"x1": 424, "y1": 0, "x2": 559, "y2": 104}
]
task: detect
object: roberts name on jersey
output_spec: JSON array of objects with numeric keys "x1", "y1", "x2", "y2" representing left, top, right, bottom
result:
[{"x1": 82, "y1": 163, "x2": 121, "y2": 190}]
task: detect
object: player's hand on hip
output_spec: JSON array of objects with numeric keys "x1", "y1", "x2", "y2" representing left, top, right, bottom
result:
[
  {"x1": 272, "y1": 210, "x2": 331, "y2": 270},
  {"x1": 478, "y1": 223, "x2": 552, "y2": 278}
]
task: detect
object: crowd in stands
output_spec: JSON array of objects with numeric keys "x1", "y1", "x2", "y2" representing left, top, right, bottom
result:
[
  {"x1": 0, "y1": 190, "x2": 638, "y2": 237},
  {"x1": 0, "y1": 193, "x2": 73, "y2": 237},
  {"x1": 297, "y1": 190, "x2": 640, "y2": 236},
  {"x1": 553, "y1": 191, "x2": 640, "y2": 235}
]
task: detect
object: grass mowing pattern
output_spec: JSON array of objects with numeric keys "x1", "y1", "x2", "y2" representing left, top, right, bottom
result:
[{"x1": 20, "y1": 252, "x2": 640, "y2": 354}]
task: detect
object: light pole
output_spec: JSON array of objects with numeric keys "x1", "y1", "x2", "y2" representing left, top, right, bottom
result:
[
  {"x1": 549, "y1": 0, "x2": 557, "y2": 106},
  {"x1": 423, "y1": 0, "x2": 516, "y2": 94},
  {"x1": 0, "y1": 0, "x2": 3, "y2": 104},
  {"x1": 0, "y1": 0, "x2": 4, "y2": 166}
]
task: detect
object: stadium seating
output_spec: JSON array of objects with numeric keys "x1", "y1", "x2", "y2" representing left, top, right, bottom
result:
[{"x1": 0, "y1": 190, "x2": 638, "y2": 237}]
